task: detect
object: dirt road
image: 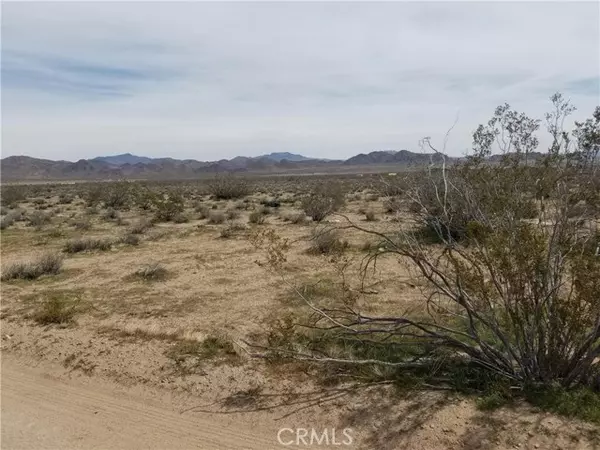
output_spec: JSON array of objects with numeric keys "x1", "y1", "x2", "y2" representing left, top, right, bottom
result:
[{"x1": 1, "y1": 359, "x2": 280, "y2": 450}]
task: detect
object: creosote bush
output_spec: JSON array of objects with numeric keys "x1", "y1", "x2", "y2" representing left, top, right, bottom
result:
[
  {"x1": 27, "y1": 211, "x2": 52, "y2": 229},
  {"x1": 1, "y1": 185, "x2": 27, "y2": 207},
  {"x1": 254, "y1": 94, "x2": 600, "y2": 414},
  {"x1": 102, "y1": 181, "x2": 132, "y2": 210},
  {"x1": 301, "y1": 181, "x2": 345, "y2": 222},
  {"x1": 208, "y1": 174, "x2": 250, "y2": 200},
  {"x1": 153, "y1": 191, "x2": 185, "y2": 222}
]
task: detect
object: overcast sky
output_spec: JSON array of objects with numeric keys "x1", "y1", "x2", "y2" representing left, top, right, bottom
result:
[{"x1": 2, "y1": 1, "x2": 599, "y2": 161}]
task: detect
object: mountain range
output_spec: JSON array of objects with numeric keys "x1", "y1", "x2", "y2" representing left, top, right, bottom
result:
[{"x1": 0, "y1": 150, "x2": 448, "y2": 181}]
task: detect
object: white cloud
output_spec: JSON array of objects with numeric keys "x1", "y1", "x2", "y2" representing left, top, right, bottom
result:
[{"x1": 2, "y1": 1, "x2": 599, "y2": 160}]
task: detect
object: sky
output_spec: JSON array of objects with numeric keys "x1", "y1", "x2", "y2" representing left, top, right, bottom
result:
[{"x1": 1, "y1": 1, "x2": 599, "y2": 161}]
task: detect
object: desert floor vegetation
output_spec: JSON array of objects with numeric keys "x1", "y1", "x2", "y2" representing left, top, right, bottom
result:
[{"x1": 1, "y1": 96, "x2": 599, "y2": 448}]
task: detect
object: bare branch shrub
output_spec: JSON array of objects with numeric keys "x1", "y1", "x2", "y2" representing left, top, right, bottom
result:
[
  {"x1": 253, "y1": 94, "x2": 600, "y2": 393},
  {"x1": 308, "y1": 228, "x2": 348, "y2": 255},
  {"x1": 301, "y1": 181, "x2": 345, "y2": 222}
]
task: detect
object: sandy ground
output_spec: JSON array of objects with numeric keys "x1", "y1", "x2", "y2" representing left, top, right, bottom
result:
[
  {"x1": 1, "y1": 193, "x2": 600, "y2": 449},
  {"x1": 1, "y1": 355, "x2": 279, "y2": 450}
]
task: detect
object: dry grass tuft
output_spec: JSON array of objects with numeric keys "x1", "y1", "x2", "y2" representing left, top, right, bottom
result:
[
  {"x1": 1, "y1": 253, "x2": 63, "y2": 281},
  {"x1": 133, "y1": 262, "x2": 168, "y2": 281},
  {"x1": 63, "y1": 238, "x2": 113, "y2": 253}
]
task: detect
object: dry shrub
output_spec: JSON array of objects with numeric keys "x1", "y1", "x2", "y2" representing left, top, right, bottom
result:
[
  {"x1": 153, "y1": 191, "x2": 184, "y2": 222},
  {"x1": 248, "y1": 208, "x2": 267, "y2": 224},
  {"x1": 1, "y1": 185, "x2": 26, "y2": 207},
  {"x1": 364, "y1": 210, "x2": 377, "y2": 221},
  {"x1": 172, "y1": 212, "x2": 189, "y2": 223},
  {"x1": 71, "y1": 217, "x2": 92, "y2": 231},
  {"x1": 284, "y1": 212, "x2": 308, "y2": 225},
  {"x1": 278, "y1": 95, "x2": 600, "y2": 394},
  {"x1": 27, "y1": 211, "x2": 52, "y2": 229},
  {"x1": 102, "y1": 181, "x2": 132, "y2": 209},
  {"x1": 1, "y1": 214, "x2": 15, "y2": 230},
  {"x1": 134, "y1": 262, "x2": 168, "y2": 281},
  {"x1": 301, "y1": 181, "x2": 345, "y2": 222},
  {"x1": 220, "y1": 222, "x2": 246, "y2": 239},
  {"x1": 33, "y1": 293, "x2": 79, "y2": 325},
  {"x1": 1, "y1": 253, "x2": 63, "y2": 281},
  {"x1": 120, "y1": 233, "x2": 140, "y2": 246},
  {"x1": 208, "y1": 174, "x2": 250, "y2": 200},
  {"x1": 208, "y1": 211, "x2": 225, "y2": 224},
  {"x1": 63, "y1": 238, "x2": 112, "y2": 253},
  {"x1": 225, "y1": 209, "x2": 240, "y2": 220},
  {"x1": 196, "y1": 204, "x2": 211, "y2": 219},
  {"x1": 308, "y1": 228, "x2": 348, "y2": 255},
  {"x1": 102, "y1": 208, "x2": 120, "y2": 221},
  {"x1": 383, "y1": 196, "x2": 403, "y2": 214},
  {"x1": 58, "y1": 194, "x2": 74, "y2": 204},
  {"x1": 128, "y1": 218, "x2": 153, "y2": 234}
]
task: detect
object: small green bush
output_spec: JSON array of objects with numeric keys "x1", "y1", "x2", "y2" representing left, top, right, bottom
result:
[
  {"x1": 33, "y1": 294, "x2": 79, "y2": 325},
  {"x1": 208, "y1": 175, "x2": 250, "y2": 200},
  {"x1": 153, "y1": 191, "x2": 185, "y2": 222},
  {"x1": 1, "y1": 185, "x2": 26, "y2": 207}
]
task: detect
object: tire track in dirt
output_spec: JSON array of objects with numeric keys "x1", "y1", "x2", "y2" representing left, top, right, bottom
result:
[{"x1": 1, "y1": 360, "x2": 281, "y2": 450}]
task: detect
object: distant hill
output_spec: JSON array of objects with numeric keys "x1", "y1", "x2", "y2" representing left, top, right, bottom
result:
[
  {"x1": 345, "y1": 149, "x2": 446, "y2": 165},
  {"x1": 0, "y1": 149, "x2": 452, "y2": 181},
  {"x1": 260, "y1": 152, "x2": 313, "y2": 162},
  {"x1": 91, "y1": 153, "x2": 154, "y2": 166}
]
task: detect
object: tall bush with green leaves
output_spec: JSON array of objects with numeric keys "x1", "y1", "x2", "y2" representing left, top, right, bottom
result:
[{"x1": 259, "y1": 94, "x2": 600, "y2": 391}]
